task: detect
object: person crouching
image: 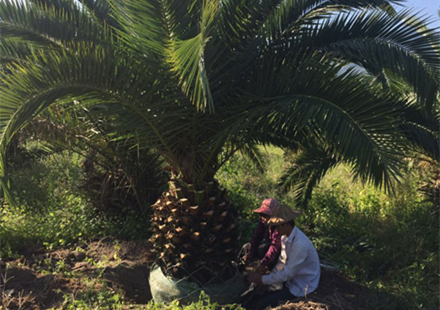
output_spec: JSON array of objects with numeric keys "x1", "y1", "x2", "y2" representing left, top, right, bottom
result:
[
  {"x1": 241, "y1": 198, "x2": 282, "y2": 273},
  {"x1": 246, "y1": 204, "x2": 321, "y2": 310}
]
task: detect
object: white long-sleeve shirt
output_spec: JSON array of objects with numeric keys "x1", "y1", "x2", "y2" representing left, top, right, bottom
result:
[{"x1": 261, "y1": 226, "x2": 321, "y2": 297}]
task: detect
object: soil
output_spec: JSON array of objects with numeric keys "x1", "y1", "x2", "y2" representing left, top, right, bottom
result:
[{"x1": 1, "y1": 238, "x2": 374, "y2": 310}]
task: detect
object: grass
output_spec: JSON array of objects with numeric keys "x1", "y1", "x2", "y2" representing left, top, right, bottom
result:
[
  {"x1": 60, "y1": 290, "x2": 243, "y2": 310},
  {"x1": 1, "y1": 146, "x2": 439, "y2": 309}
]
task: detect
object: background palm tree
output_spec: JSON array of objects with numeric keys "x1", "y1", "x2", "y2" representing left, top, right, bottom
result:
[{"x1": 1, "y1": 0, "x2": 438, "y2": 282}]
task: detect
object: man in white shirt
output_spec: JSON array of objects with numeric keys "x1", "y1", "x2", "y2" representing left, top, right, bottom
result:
[{"x1": 246, "y1": 204, "x2": 321, "y2": 310}]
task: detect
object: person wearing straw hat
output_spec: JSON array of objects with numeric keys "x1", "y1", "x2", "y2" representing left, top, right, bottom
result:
[
  {"x1": 246, "y1": 204, "x2": 321, "y2": 310},
  {"x1": 241, "y1": 198, "x2": 282, "y2": 272}
]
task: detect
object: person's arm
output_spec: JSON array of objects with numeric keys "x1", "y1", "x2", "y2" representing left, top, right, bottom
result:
[
  {"x1": 261, "y1": 242, "x2": 309, "y2": 285},
  {"x1": 248, "y1": 220, "x2": 265, "y2": 257},
  {"x1": 260, "y1": 228, "x2": 281, "y2": 267}
]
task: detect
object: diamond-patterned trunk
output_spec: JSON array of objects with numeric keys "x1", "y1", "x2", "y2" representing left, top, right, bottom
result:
[{"x1": 148, "y1": 178, "x2": 240, "y2": 284}]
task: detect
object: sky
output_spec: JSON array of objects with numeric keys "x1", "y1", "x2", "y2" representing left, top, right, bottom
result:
[{"x1": 399, "y1": 0, "x2": 440, "y2": 29}]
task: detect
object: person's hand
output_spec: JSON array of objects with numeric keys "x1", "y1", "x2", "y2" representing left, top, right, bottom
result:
[
  {"x1": 256, "y1": 264, "x2": 268, "y2": 274},
  {"x1": 247, "y1": 272, "x2": 262, "y2": 284},
  {"x1": 243, "y1": 252, "x2": 253, "y2": 262}
]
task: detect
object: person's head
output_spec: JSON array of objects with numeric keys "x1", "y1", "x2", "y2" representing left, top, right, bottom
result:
[
  {"x1": 260, "y1": 213, "x2": 271, "y2": 222},
  {"x1": 252, "y1": 198, "x2": 279, "y2": 222},
  {"x1": 273, "y1": 219, "x2": 296, "y2": 235},
  {"x1": 266, "y1": 205, "x2": 302, "y2": 236}
]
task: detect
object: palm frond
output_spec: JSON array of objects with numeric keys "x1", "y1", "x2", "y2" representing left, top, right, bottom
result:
[
  {"x1": 166, "y1": 0, "x2": 219, "y2": 113},
  {"x1": 0, "y1": 0, "x2": 109, "y2": 48},
  {"x1": 285, "y1": 9, "x2": 440, "y2": 112},
  {"x1": 78, "y1": 0, "x2": 120, "y2": 28},
  {"x1": 216, "y1": 0, "x2": 281, "y2": 47},
  {"x1": 263, "y1": 0, "x2": 402, "y2": 40},
  {"x1": 237, "y1": 143, "x2": 265, "y2": 173},
  {"x1": 0, "y1": 46, "x2": 174, "y2": 204},
  {"x1": 399, "y1": 105, "x2": 440, "y2": 160},
  {"x1": 0, "y1": 39, "x2": 36, "y2": 64},
  {"x1": 279, "y1": 143, "x2": 340, "y2": 208},
  {"x1": 107, "y1": 0, "x2": 172, "y2": 56},
  {"x1": 230, "y1": 55, "x2": 405, "y2": 191},
  {"x1": 29, "y1": 0, "x2": 78, "y2": 13}
]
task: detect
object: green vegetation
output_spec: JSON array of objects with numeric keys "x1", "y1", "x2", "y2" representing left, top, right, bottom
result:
[
  {"x1": 1, "y1": 151, "x2": 151, "y2": 258},
  {"x1": 1, "y1": 0, "x2": 439, "y2": 282},
  {"x1": 2, "y1": 147, "x2": 438, "y2": 309},
  {"x1": 0, "y1": 0, "x2": 439, "y2": 309},
  {"x1": 305, "y1": 176, "x2": 438, "y2": 309},
  {"x1": 60, "y1": 290, "x2": 243, "y2": 310},
  {"x1": 218, "y1": 148, "x2": 439, "y2": 310}
]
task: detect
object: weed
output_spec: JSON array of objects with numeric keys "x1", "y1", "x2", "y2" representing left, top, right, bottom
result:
[
  {"x1": 1, "y1": 152, "x2": 151, "y2": 258},
  {"x1": 3, "y1": 145, "x2": 439, "y2": 309},
  {"x1": 60, "y1": 281, "x2": 125, "y2": 310},
  {"x1": 1, "y1": 268, "x2": 35, "y2": 310},
  {"x1": 146, "y1": 292, "x2": 244, "y2": 310}
]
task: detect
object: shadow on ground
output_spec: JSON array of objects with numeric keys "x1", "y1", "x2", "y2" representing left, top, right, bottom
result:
[{"x1": 1, "y1": 238, "x2": 392, "y2": 309}]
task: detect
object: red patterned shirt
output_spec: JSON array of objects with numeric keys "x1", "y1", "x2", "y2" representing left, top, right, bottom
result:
[{"x1": 249, "y1": 220, "x2": 282, "y2": 268}]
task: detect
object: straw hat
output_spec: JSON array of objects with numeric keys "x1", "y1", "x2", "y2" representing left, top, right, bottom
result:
[{"x1": 266, "y1": 204, "x2": 302, "y2": 226}]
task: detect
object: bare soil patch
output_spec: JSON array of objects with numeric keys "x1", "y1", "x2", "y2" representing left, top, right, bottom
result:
[{"x1": 1, "y1": 238, "x2": 373, "y2": 309}]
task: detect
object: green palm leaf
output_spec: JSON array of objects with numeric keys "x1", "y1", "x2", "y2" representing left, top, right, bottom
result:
[
  {"x1": 78, "y1": 0, "x2": 120, "y2": 28},
  {"x1": 228, "y1": 54, "x2": 405, "y2": 189},
  {"x1": 0, "y1": 0, "x2": 109, "y2": 48},
  {"x1": 285, "y1": 9, "x2": 440, "y2": 112},
  {"x1": 279, "y1": 142, "x2": 340, "y2": 208},
  {"x1": 0, "y1": 38, "x2": 36, "y2": 64},
  {"x1": 166, "y1": 0, "x2": 218, "y2": 113}
]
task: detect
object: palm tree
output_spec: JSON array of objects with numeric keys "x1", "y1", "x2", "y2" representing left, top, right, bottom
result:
[{"x1": 1, "y1": 0, "x2": 439, "y2": 283}]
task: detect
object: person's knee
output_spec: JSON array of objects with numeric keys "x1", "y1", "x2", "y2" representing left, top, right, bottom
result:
[
  {"x1": 241, "y1": 294, "x2": 261, "y2": 310},
  {"x1": 252, "y1": 295, "x2": 279, "y2": 310},
  {"x1": 252, "y1": 297, "x2": 269, "y2": 310}
]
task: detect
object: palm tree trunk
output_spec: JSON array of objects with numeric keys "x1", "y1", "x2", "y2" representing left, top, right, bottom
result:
[{"x1": 149, "y1": 178, "x2": 240, "y2": 284}]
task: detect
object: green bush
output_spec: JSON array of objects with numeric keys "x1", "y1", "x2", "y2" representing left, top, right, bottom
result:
[
  {"x1": 301, "y1": 165, "x2": 439, "y2": 310},
  {"x1": 218, "y1": 148, "x2": 439, "y2": 309},
  {"x1": 0, "y1": 151, "x2": 151, "y2": 257},
  {"x1": 9, "y1": 150, "x2": 84, "y2": 212},
  {"x1": 0, "y1": 190, "x2": 114, "y2": 257}
]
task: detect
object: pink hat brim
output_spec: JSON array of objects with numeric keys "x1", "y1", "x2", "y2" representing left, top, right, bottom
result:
[{"x1": 252, "y1": 206, "x2": 271, "y2": 215}]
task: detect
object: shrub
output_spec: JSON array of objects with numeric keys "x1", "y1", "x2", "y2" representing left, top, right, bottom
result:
[
  {"x1": 1, "y1": 151, "x2": 152, "y2": 257},
  {"x1": 302, "y1": 165, "x2": 439, "y2": 309}
]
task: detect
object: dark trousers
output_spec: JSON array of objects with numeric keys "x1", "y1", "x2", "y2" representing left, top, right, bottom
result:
[{"x1": 242, "y1": 286, "x2": 296, "y2": 310}]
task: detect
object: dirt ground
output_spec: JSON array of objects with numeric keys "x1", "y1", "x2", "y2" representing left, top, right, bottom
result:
[{"x1": 1, "y1": 238, "x2": 374, "y2": 310}]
